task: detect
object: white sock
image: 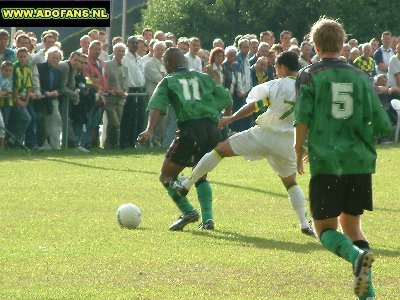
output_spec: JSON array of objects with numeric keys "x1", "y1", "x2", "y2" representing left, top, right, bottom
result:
[
  {"x1": 287, "y1": 185, "x2": 309, "y2": 228},
  {"x1": 182, "y1": 150, "x2": 223, "y2": 189}
]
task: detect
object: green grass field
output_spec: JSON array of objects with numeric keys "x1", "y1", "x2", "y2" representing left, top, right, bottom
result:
[{"x1": 1, "y1": 145, "x2": 399, "y2": 300}]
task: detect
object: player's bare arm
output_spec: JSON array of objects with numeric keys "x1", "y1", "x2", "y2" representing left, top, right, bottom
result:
[
  {"x1": 294, "y1": 123, "x2": 308, "y2": 175},
  {"x1": 218, "y1": 101, "x2": 256, "y2": 128},
  {"x1": 137, "y1": 108, "x2": 161, "y2": 144}
]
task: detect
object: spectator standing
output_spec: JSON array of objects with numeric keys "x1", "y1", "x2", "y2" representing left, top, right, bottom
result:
[
  {"x1": 212, "y1": 38, "x2": 224, "y2": 50},
  {"x1": 388, "y1": 42, "x2": 400, "y2": 91},
  {"x1": 298, "y1": 41, "x2": 313, "y2": 68},
  {"x1": 57, "y1": 51, "x2": 88, "y2": 152},
  {"x1": 259, "y1": 31, "x2": 275, "y2": 46},
  {"x1": 280, "y1": 30, "x2": 292, "y2": 51},
  {"x1": 82, "y1": 40, "x2": 108, "y2": 149},
  {"x1": 203, "y1": 47, "x2": 225, "y2": 85},
  {"x1": 120, "y1": 36, "x2": 146, "y2": 148},
  {"x1": 374, "y1": 31, "x2": 395, "y2": 76},
  {"x1": 248, "y1": 38, "x2": 259, "y2": 59},
  {"x1": 8, "y1": 47, "x2": 32, "y2": 148},
  {"x1": 71, "y1": 54, "x2": 89, "y2": 145},
  {"x1": 177, "y1": 37, "x2": 189, "y2": 54},
  {"x1": 142, "y1": 28, "x2": 154, "y2": 44},
  {"x1": 184, "y1": 37, "x2": 202, "y2": 72},
  {"x1": 249, "y1": 42, "x2": 270, "y2": 66},
  {"x1": 33, "y1": 33, "x2": 56, "y2": 64},
  {"x1": 250, "y1": 57, "x2": 269, "y2": 87},
  {"x1": 370, "y1": 38, "x2": 379, "y2": 56},
  {"x1": 0, "y1": 61, "x2": 13, "y2": 136},
  {"x1": 104, "y1": 43, "x2": 128, "y2": 148},
  {"x1": 231, "y1": 38, "x2": 252, "y2": 132},
  {"x1": 144, "y1": 41, "x2": 167, "y2": 147},
  {"x1": 77, "y1": 35, "x2": 91, "y2": 55},
  {"x1": 353, "y1": 43, "x2": 376, "y2": 81},
  {"x1": 36, "y1": 47, "x2": 62, "y2": 150},
  {"x1": 0, "y1": 30, "x2": 15, "y2": 64}
]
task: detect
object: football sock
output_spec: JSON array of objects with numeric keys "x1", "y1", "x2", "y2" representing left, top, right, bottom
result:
[
  {"x1": 354, "y1": 240, "x2": 375, "y2": 299},
  {"x1": 182, "y1": 149, "x2": 224, "y2": 189},
  {"x1": 166, "y1": 184, "x2": 194, "y2": 214},
  {"x1": 195, "y1": 179, "x2": 213, "y2": 222},
  {"x1": 287, "y1": 185, "x2": 309, "y2": 228},
  {"x1": 320, "y1": 229, "x2": 362, "y2": 264}
]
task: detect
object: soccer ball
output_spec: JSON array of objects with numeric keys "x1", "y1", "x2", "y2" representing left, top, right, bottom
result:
[{"x1": 116, "y1": 203, "x2": 142, "y2": 229}]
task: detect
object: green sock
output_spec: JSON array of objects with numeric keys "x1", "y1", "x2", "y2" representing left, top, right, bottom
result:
[
  {"x1": 195, "y1": 180, "x2": 213, "y2": 222},
  {"x1": 354, "y1": 240, "x2": 375, "y2": 300},
  {"x1": 166, "y1": 185, "x2": 194, "y2": 214},
  {"x1": 320, "y1": 229, "x2": 362, "y2": 264}
]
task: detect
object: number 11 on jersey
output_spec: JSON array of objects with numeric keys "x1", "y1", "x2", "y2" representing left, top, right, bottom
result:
[{"x1": 179, "y1": 78, "x2": 201, "y2": 101}]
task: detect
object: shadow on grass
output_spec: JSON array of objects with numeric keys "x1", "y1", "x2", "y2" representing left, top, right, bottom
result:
[
  {"x1": 191, "y1": 229, "x2": 320, "y2": 253},
  {"x1": 210, "y1": 180, "x2": 286, "y2": 198},
  {"x1": 191, "y1": 229, "x2": 400, "y2": 257},
  {"x1": 0, "y1": 147, "x2": 167, "y2": 161},
  {"x1": 374, "y1": 206, "x2": 400, "y2": 213},
  {"x1": 46, "y1": 158, "x2": 159, "y2": 175}
]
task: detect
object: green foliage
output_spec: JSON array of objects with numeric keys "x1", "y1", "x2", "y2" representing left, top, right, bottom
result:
[
  {"x1": 140, "y1": 0, "x2": 400, "y2": 47},
  {"x1": 0, "y1": 145, "x2": 400, "y2": 299}
]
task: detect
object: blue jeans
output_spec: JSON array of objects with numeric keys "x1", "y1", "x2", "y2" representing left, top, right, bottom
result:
[
  {"x1": 25, "y1": 101, "x2": 38, "y2": 148},
  {"x1": 230, "y1": 94, "x2": 252, "y2": 132},
  {"x1": 82, "y1": 106, "x2": 103, "y2": 148},
  {"x1": 8, "y1": 105, "x2": 31, "y2": 145},
  {"x1": 119, "y1": 88, "x2": 147, "y2": 148}
]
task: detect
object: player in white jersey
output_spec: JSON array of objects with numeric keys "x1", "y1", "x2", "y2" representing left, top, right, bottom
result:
[{"x1": 172, "y1": 51, "x2": 314, "y2": 235}]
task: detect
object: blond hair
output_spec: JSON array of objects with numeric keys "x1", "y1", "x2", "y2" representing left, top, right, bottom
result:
[{"x1": 310, "y1": 17, "x2": 345, "y2": 54}]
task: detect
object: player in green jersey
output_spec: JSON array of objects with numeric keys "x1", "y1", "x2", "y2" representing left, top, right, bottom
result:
[
  {"x1": 138, "y1": 47, "x2": 232, "y2": 231},
  {"x1": 294, "y1": 17, "x2": 392, "y2": 299}
]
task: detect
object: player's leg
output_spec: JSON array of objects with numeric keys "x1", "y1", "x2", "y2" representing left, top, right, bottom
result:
[
  {"x1": 174, "y1": 139, "x2": 236, "y2": 195},
  {"x1": 312, "y1": 174, "x2": 373, "y2": 297},
  {"x1": 280, "y1": 173, "x2": 313, "y2": 235},
  {"x1": 340, "y1": 214, "x2": 375, "y2": 300},
  {"x1": 194, "y1": 175, "x2": 215, "y2": 229},
  {"x1": 160, "y1": 157, "x2": 199, "y2": 230}
]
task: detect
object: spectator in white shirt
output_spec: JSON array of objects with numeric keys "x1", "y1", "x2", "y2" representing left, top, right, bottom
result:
[
  {"x1": 184, "y1": 37, "x2": 202, "y2": 72},
  {"x1": 120, "y1": 35, "x2": 146, "y2": 148}
]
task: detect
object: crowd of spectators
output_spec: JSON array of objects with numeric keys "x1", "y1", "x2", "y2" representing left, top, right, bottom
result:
[{"x1": 0, "y1": 27, "x2": 398, "y2": 151}]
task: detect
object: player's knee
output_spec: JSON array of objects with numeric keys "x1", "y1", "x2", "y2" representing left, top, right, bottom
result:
[
  {"x1": 159, "y1": 174, "x2": 170, "y2": 188},
  {"x1": 215, "y1": 140, "x2": 233, "y2": 157}
]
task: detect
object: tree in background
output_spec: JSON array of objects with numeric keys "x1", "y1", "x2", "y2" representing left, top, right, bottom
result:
[{"x1": 139, "y1": 0, "x2": 400, "y2": 48}]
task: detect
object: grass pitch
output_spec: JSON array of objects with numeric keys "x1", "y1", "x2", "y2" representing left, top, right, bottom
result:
[{"x1": 0, "y1": 145, "x2": 399, "y2": 299}]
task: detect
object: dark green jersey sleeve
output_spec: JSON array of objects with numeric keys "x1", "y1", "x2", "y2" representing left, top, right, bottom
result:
[
  {"x1": 147, "y1": 78, "x2": 169, "y2": 115},
  {"x1": 294, "y1": 67, "x2": 313, "y2": 127},
  {"x1": 371, "y1": 92, "x2": 392, "y2": 137}
]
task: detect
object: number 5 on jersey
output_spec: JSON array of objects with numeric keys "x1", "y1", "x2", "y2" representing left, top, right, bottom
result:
[
  {"x1": 331, "y1": 82, "x2": 353, "y2": 119},
  {"x1": 179, "y1": 78, "x2": 201, "y2": 101}
]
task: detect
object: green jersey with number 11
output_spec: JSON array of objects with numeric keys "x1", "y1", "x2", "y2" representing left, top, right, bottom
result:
[
  {"x1": 147, "y1": 68, "x2": 232, "y2": 124},
  {"x1": 294, "y1": 58, "x2": 392, "y2": 176}
]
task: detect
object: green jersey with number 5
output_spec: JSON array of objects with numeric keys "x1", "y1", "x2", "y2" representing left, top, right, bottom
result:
[
  {"x1": 147, "y1": 68, "x2": 232, "y2": 123},
  {"x1": 294, "y1": 58, "x2": 392, "y2": 176}
]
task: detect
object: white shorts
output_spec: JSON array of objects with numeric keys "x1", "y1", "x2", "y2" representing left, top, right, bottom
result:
[
  {"x1": 229, "y1": 125, "x2": 296, "y2": 178},
  {"x1": 0, "y1": 110, "x2": 4, "y2": 138}
]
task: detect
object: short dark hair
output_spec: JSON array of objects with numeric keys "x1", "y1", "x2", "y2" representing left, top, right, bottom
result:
[{"x1": 276, "y1": 51, "x2": 298, "y2": 71}]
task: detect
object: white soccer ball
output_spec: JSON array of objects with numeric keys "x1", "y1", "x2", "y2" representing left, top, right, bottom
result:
[{"x1": 116, "y1": 203, "x2": 142, "y2": 229}]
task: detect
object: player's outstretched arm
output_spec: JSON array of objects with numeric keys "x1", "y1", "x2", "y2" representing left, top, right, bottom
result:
[
  {"x1": 294, "y1": 123, "x2": 309, "y2": 175},
  {"x1": 218, "y1": 101, "x2": 255, "y2": 128},
  {"x1": 137, "y1": 108, "x2": 161, "y2": 144}
]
